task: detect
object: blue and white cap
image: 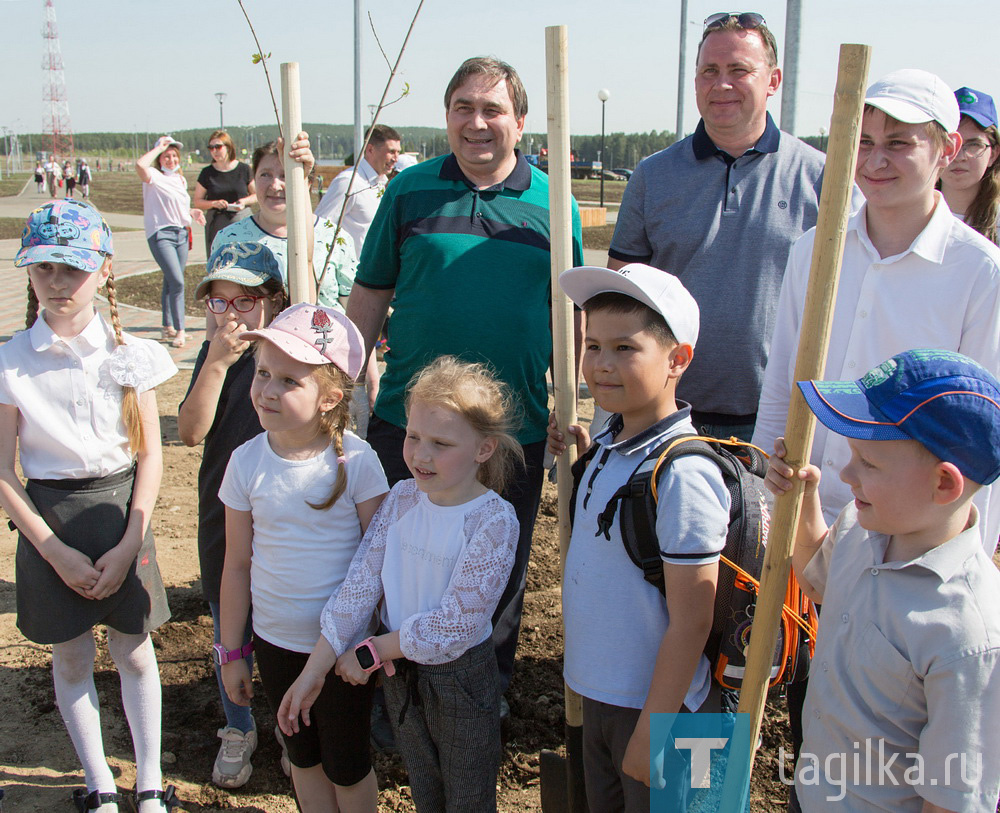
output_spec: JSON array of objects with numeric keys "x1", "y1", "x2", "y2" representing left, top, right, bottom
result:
[
  {"x1": 798, "y1": 349, "x2": 1000, "y2": 485},
  {"x1": 196, "y1": 241, "x2": 284, "y2": 299}
]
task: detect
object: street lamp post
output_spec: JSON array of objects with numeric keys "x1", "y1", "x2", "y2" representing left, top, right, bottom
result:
[
  {"x1": 598, "y1": 88, "x2": 611, "y2": 208},
  {"x1": 215, "y1": 92, "x2": 227, "y2": 129}
]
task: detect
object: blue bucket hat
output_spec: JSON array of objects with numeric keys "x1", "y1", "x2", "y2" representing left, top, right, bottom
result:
[
  {"x1": 196, "y1": 241, "x2": 284, "y2": 299},
  {"x1": 14, "y1": 200, "x2": 114, "y2": 273},
  {"x1": 798, "y1": 349, "x2": 1000, "y2": 485},
  {"x1": 954, "y1": 87, "x2": 998, "y2": 130}
]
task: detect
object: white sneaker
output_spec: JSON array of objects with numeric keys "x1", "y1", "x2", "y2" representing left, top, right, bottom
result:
[
  {"x1": 212, "y1": 726, "x2": 258, "y2": 788},
  {"x1": 274, "y1": 724, "x2": 291, "y2": 777}
]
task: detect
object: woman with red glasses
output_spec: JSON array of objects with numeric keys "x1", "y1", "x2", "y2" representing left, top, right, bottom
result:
[
  {"x1": 194, "y1": 130, "x2": 256, "y2": 255},
  {"x1": 939, "y1": 87, "x2": 1000, "y2": 244}
]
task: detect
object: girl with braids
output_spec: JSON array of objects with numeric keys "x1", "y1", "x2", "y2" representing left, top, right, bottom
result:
[
  {"x1": 939, "y1": 87, "x2": 1000, "y2": 244},
  {"x1": 0, "y1": 201, "x2": 178, "y2": 812},
  {"x1": 218, "y1": 303, "x2": 387, "y2": 813},
  {"x1": 177, "y1": 241, "x2": 288, "y2": 788},
  {"x1": 280, "y1": 356, "x2": 522, "y2": 813}
]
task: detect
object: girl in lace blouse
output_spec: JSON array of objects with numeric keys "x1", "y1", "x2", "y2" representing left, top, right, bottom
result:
[{"x1": 280, "y1": 356, "x2": 522, "y2": 812}]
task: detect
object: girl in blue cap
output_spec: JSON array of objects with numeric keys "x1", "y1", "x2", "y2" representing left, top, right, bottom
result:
[
  {"x1": 0, "y1": 200, "x2": 179, "y2": 812},
  {"x1": 939, "y1": 86, "x2": 1000, "y2": 244}
]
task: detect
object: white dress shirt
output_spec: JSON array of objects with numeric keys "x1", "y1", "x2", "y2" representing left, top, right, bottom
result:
[
  {"x1": 754, "y1": 194, "x2": 1000, "y2": 553},
  {"x1": 314, "y1": 157, "x2": 386, "y2": 254},
  {"x1": 0, "y1": 311, "x2": 177, "y2": 479}
]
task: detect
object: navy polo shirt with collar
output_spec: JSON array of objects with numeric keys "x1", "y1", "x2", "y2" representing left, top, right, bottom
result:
[
  {"x1": 609, "y1": 112, "x2": 827, "y2": 418},
  {"x1": 357, "y1": 150, "x2": 584, "y2": 443}
]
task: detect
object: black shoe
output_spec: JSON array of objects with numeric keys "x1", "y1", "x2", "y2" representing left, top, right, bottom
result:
[
  {"x1": 72, "y1": 789, "x2": 125, "y2": 812},
  {"x1": 370, "y1": 701, "x2": 397, "y2": 754}
]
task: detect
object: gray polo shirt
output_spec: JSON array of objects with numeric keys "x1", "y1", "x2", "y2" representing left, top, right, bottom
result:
[
  {"x1": 610, "y1": 114, "x2": 826, "y2": 416},
  {"x1": 798, "y1": 504, "x2": 1000, "y2": 811}
]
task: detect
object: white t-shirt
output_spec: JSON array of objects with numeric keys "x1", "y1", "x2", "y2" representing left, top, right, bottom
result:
[
  {"x1": 219, "y1": 430, "x2": 388, "y2": 652},
  {"x1": 321, "y1": 479, "x2": 519, "y2": 664},
  {"x1": 0, "y1": 311, "x2": 177, "y2": 479},
  {"x1": 141, "y1": 170, "x2": 192, "y2": 238}
]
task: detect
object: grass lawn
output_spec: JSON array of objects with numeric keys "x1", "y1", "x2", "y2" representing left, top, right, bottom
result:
[
  {"x1": 582, "y1": 223, "x2": 614, "y2": 251},
  {"x1": 114, "y1": 263, "x2": 207, "y2": 317},
  {"x1": 86, "y1": 171, "x2": 200, "y2": 217},
  {"x1": 0, "y1": 173, "x2": 30, "y2": 197},
  {"x1": 572, "y1": 178, "x2": 627, "y2": 204},
  {"x1": 0, "y1": 218, "x2": 27, "y2": 240}
]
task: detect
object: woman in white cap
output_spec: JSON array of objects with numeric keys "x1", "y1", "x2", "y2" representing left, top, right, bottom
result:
[{"x1": 135, "y1": 136, "x2": 205, "y2": 348}]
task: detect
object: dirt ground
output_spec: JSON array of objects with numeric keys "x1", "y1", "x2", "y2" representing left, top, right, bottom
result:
[{"x1": 0, "y1": 372, "x2": 802, "y2": 812}]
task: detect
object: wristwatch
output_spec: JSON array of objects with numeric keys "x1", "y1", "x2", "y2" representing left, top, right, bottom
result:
[
  {"x1": 354, "y1": 637, "x2": 395, "y2": 677},
  {"x1": 212, "y1": 642, "x2": 254, "y2": 666}
]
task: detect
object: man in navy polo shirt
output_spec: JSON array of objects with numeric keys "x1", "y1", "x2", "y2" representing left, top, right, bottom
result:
[
  {"x1": 346, "y1": 56, "x2": 583, "y2": 712},
  {"x1": 609, "y1": 12, "x2": 826, "y2": 444}
]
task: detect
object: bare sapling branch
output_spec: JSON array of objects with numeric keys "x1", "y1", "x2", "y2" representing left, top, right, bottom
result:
[
  {"x1": 237, "y1": 0, "x2": 283, "y2": 141},
  {"x1": 315, "y1": 0, "x2": 424, "y2": 292}
]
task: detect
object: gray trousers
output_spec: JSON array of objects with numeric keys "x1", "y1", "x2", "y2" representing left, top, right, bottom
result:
[{"x1": 382, "y1": 639, "x2": 500, "y2": 812}]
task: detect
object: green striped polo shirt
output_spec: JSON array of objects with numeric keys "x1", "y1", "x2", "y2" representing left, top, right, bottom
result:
[{"x1": 357, "y1": 151, "x2": 583, "y2": 443}]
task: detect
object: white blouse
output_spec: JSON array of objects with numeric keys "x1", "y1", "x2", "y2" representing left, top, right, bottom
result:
[
  {"x1": 321, "y1": 479, "x2": 519, "y2": 665},
  {"x1": 0, "y1": 311, "x2": 177, "y2": 479}
]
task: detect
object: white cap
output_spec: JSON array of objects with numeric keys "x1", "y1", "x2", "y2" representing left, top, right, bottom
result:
[
  {"x1": 559, "y1": 263, "x2": 700, "y2": 347},
  {"x1": 865, "y1": 69, "x2": 959, "y2": 133}
]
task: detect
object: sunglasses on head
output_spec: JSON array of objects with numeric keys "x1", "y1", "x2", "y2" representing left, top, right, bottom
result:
[
  {"x1": 208, "y1": 143, "x2": 226, "y2": 150},
  {"x1": 703, "y1": 11, "x2": 766, "y2": 31}
]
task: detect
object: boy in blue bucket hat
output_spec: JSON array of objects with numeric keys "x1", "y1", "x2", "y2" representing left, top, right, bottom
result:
[{"x1": 786, "y1": 349, "x2": 1000, "y2": 811}]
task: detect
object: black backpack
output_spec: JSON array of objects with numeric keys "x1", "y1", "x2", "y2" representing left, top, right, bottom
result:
[{"x1": 569, "y1": 433, "x2": 816, "y2": 691}]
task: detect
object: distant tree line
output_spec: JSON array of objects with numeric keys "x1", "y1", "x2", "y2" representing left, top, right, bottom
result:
[{"x1": 10, "y1": 125, "x2": 828, "y2": 166}]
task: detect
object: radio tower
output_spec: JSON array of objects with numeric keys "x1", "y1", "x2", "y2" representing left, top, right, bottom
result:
[{"x1": 41, "y1": 0, "x2": 74, "y2": 159}]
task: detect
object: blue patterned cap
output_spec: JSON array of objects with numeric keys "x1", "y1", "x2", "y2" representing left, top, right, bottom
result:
[
  {"x1": 14, "y1": 199, "x2": 114, "y2": 273},
  {"x1": 798, "y1": 349, "x2": 1000, "y2": 485},
  {"x1": 196, "y1": 241, "x2": 285, "y2": 299}
]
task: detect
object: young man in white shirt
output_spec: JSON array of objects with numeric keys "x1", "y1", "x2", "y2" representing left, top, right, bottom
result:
[{"x1": 755, "y1": 68, "x2": 1000, "y2": 553}]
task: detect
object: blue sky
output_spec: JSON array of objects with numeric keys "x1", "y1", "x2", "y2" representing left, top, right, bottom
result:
[{"x1": 0, "y1": 0, "x2": 993, "y2": 143}]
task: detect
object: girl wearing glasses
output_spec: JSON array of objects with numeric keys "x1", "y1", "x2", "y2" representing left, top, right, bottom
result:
[
  {"x1": 177, "y1": 241, "x2": 288, "y2": 788},
  {"x1": 939, "y1": 87, "x2": 1000, "y2": 244},
  {"x1": 193, "y1": 131, "x2": 256, "y2": 255}
]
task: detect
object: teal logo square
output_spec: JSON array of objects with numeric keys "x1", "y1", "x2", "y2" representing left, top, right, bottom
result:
[{"x1": 650, "y1": 712, "x2": 757, "y2": 811}]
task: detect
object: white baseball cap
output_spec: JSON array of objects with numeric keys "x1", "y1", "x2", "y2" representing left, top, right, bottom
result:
[
  {"x1": 865, "y1": 69, "x2": 959, "y2": 133},
  {"x1": 559, "y1": 263, "x2": 700, "y2": 347}
]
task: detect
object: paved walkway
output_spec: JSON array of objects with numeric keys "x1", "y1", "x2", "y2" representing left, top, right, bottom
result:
[{"x1": 0, "y1": 182, "x2": 208, "y2": 368}]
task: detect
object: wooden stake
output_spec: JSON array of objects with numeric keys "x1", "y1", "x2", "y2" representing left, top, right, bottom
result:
[
  {"x1": 540, "y1": 24, "x2": 587, "y2": 813},
  {"x1": 722, "y1": 42, "x2": 871, "y2": 803},
  {"x1": 281, "y1": 62, "x2": 313, "y2": 305}
]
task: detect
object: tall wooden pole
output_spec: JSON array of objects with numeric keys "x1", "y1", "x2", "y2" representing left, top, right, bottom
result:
[
  {"x1": 722, "y1": 42, "x2": 870, "y2": 804},
  {"x1": 545, "y1": 24, "x2": 587, "y2": 813},
  {"x1": 281, "y1": 62, "x2": 313, "y2": 305}
]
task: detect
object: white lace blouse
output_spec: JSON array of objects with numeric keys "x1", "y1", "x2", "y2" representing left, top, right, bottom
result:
[{"x1": 320, "y1": 479, "x2": 519, "y2": 665}]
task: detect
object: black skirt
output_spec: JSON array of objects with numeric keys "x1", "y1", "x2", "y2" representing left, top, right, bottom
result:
[{"x1": 15, "y1": 467, "x2": 171, "y2": 644}]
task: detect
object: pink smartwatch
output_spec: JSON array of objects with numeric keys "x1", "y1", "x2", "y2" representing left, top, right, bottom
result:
[
  {"x1": 354, "y1": 637, "x2": 395, "y2": 677},
  {"x1": 212, "y1": 641, "x2": 254, "y2": 666}
]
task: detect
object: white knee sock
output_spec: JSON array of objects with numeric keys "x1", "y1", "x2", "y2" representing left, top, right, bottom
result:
[
  {"x1": 52, "y1": 631, "x2": 117, "y2": 797},
  {"x1": 107, "y1": 630, "x2": 163, "y2": 807}
]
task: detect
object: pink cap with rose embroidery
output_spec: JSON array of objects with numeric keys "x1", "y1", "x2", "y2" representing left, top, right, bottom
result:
[{"x1": 241, "y1": 302, "x2": 366, "y2": 378}]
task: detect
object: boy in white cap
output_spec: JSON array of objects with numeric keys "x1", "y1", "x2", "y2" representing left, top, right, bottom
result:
[
  {"x1": 755, "y1": 68, "x2": 1000, "y2": 551},
  {"x1": 547, "y1": 263, "x2": 730, "y2": 811}
]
